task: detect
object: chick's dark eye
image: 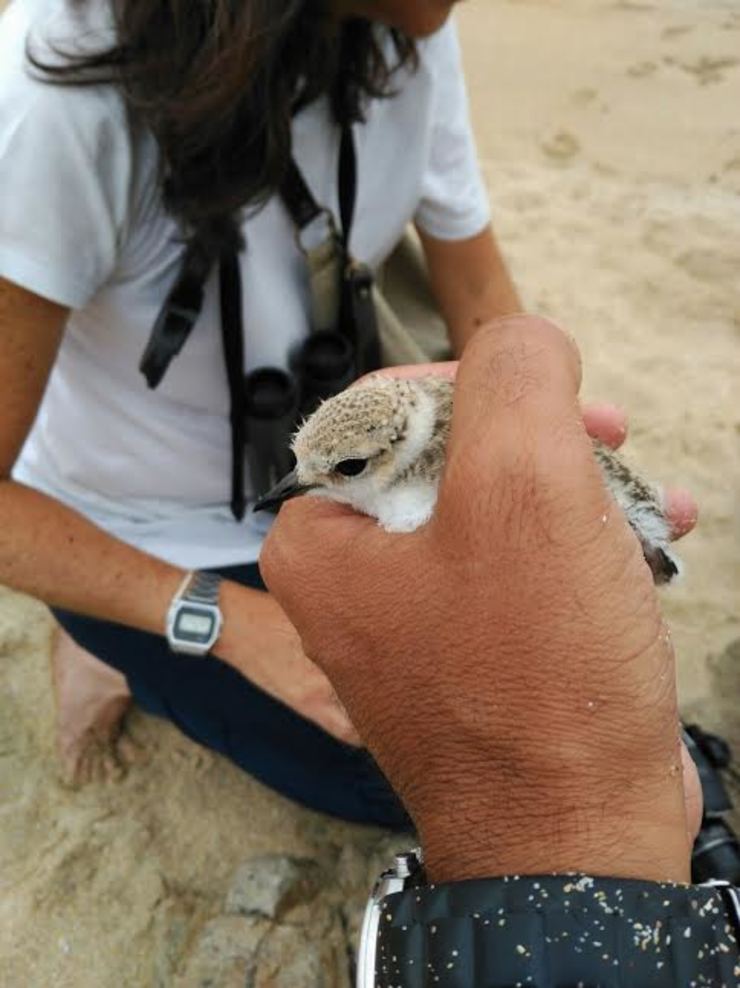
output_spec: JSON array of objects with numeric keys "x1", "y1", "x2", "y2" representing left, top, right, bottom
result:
[{"x1": 334, "y1": 458, "x2": 368, "y2": 478}]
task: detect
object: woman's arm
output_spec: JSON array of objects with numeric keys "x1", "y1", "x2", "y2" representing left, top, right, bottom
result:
[
  {"x1": 0, "y1": 278, "x2": 186, "y2": 632},
  {"x1": 418, "y1": 224, "x2": 523, "y2": 356},
  {"x1": 0, "y1": 278, "x2": 357, "y2": 744}
]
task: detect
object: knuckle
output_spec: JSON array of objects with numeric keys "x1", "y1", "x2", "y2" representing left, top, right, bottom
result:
[
  {"x1": 462, "y1": 317, "x2": 580, "y2": 406},
  {"x1": 465, "y1": 314, "x2": 562, "y2": 365}
]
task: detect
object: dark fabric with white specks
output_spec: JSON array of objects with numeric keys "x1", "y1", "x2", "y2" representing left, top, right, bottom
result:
[{"x1": 376, "y1": 874, "x2": 740, "y2": 987}]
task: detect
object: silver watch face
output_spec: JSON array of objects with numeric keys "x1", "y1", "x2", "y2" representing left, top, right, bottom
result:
[
  {"x1": 175, "y1": 607, "x2": 216, "y2": 641},
  {"x1": 170, "y1": 603, "x2": 220, "y2": 653}
]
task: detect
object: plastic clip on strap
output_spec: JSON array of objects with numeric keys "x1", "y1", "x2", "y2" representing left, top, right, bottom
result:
[
  {"x1": 280, "y1": 159, "x2": 326, "y2": 232},
  {"x1": 280, "y1": 123, "x2": 382, "y2": 383},
  {"x1": 139, "y1": 238, "x2": 214, "y2": 388},
  {"x1": 278, "y1": 123, "x2": 369, "y2": 416}
]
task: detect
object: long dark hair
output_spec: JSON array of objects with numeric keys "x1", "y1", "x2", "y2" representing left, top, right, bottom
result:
[{"x1": 31, "y1": 1, "x2": 416, "y2": 248}]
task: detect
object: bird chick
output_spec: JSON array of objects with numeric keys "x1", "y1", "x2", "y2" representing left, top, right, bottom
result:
[{"x1": 254, "y1": 376, "x2": 680, "y2": 585}]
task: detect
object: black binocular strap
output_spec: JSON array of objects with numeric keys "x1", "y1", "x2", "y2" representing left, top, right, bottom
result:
[
  {"x1": 280, "y1": 159, "x2": 326, "y2": 231},
  {"x1": 139, "y1": 237, "x2": 215, "y2": 389},
  {"x1": 338, "y1": 122, "x2": 357, "y2": 248},
  {"x1": 279, "y1": 121, "x2": 357, "y2": 246},
  {"x1": 142, "y1": 120, "x2": 359, "y2": 522},
  {"x1": 218, "y1": 250, "x2": 247, "y2": 521}
]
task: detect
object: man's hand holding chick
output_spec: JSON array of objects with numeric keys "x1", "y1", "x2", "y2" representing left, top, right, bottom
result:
[{"x1": 261, "y1": 316, "x2": 696, "y2": 885}]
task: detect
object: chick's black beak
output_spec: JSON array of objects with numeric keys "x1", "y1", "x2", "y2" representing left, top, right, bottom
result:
[{"x1": 253, "y1": 470, "x2": 315, "y2": 513}]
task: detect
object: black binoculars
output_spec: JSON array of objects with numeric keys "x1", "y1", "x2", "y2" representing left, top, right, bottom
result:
[
  {"x1": 684, "y1": 723, "x2": 740, "y2": 884},
  {"x1": 243, "y1": 330, "x2": 357, "y2": 502}
]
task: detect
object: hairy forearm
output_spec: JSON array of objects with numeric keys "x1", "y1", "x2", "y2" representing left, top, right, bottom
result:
[
  {"x1": 419, "y1": 225, "x2": 523, "y2": 355},
  {"x1": 448, "y1": 269, "x2": 522, "y2": 355},
  {"x1": 445, "y1": 240, "x2": 522, "y2": 355},
  {"x1": 418, "y1": 744, "x2": 691, "y2": 886},
  {"x1": 0, "y1": 479, "x2": 185, "y2": 633},
  {"x1": 0, "y1": 479, "x2": 297, "y2": 678}
]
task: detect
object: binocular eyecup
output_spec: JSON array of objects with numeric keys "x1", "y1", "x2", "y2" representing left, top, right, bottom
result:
[
  {"x1": 294, "y1": 330, "x2": 356, "y2": 416},
  {"x1": 244, "y1": 331, "x2": 358, "y2": 506},
  {"x1": 243, "y1": 367, "x2": 298, "y2": 503}
]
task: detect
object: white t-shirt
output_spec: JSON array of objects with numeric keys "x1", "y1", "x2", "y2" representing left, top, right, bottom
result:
[{"x1": 0, "y1": 0, "x2": 490, "y2": 568}]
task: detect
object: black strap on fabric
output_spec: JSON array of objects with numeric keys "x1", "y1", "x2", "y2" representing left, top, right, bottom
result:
[
  {"x1": 338, "y1": 122, "x2": 357, "y2": 248},
  {"x1": 142, "y1": 119, "x2": 361, "y2": 522},
  {"x1": 139, "y1": 238, "x2": 214, "y2": 389},
  {"x1": 279, "y1": 121, "x2": 357, "y2": 246},
  {"x1": 140, "y1": 235, "x2": 247, "y2": 521},
  {"x1": 279, "y1": 160, "x2": 325, "y2": 231},
  {"x1": 218, "y1": 250, "x2": 247, "y2": 521}
]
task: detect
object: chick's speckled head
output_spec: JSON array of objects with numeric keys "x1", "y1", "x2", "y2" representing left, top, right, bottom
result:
[{"x1": 291, "y1": 377, "x2": 437, "y2": 501}]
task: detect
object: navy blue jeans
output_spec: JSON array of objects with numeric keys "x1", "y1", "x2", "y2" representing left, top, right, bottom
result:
[{"x1": 53, "y1": 563, "x2": 409, "y2": 829}]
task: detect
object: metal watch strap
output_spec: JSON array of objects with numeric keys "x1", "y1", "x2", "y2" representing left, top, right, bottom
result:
[
  {"x1": 181, "y1": 570, "x2": 223, "y2": 605},
  {"x1": 373, "y1": 873, "x2": 740, "y2": 987}
]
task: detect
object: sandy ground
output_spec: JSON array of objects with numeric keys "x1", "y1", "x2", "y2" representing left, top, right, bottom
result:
[{"x1": 1, "y1": 0, "x2": 739, "y2": 984}]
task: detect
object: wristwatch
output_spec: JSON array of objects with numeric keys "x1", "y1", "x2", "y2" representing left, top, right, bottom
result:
[
  {"x1": 165, "y1": 570, "x2": 223, "y2": 656},
  {"x1": 358, "y1": 849, "x2": 740, "y2": 987}
]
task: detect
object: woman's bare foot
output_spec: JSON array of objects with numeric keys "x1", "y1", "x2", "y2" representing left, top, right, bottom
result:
[{"x1": 51, "y1": 627, "x2": 141, "y2": 786}]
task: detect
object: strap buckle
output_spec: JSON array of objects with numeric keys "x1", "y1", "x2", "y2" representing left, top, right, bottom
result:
[{"x1": 294, "y1": 207, "x2": 341, "y2": 255}]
